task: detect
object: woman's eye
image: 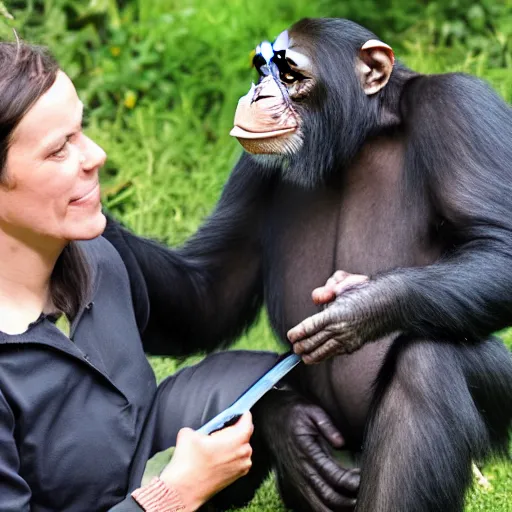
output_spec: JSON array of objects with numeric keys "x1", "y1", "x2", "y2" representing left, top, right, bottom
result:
[{"x1": 52, "y1": 142, "x2": 68, "y2": 158}]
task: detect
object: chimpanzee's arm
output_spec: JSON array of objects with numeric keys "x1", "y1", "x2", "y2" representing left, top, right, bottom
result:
[
  {"x1": 384, "y1": 74, "x2": 512, "y2": 340},
  {"x1": 103, "y1": 153, "x2": 273, "y2": 356},
  {"x1": 289, "y1": 74, "x2": 512, "y2": 360}
]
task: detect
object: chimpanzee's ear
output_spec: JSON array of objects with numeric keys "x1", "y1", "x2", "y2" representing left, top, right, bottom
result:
[{"x1": 357, "y1": 39, "x2": 395, "y2": 95}]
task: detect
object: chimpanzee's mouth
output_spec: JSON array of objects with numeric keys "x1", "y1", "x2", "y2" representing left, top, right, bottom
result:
[{"x1": 230, "y1": 125, "x2": 297, "y2": 139}]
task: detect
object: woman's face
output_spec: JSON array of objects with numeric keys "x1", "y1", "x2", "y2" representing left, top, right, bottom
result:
[{"x1": 0, "y1": 70, "x2": 107, "y2": 248}]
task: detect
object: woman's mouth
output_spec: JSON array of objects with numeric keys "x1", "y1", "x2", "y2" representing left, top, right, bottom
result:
[{"x1": 69, "y1": 183, "x2": 100, "y2": 206}]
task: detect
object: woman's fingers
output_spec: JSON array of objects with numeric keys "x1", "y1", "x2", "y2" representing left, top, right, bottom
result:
[
  {"x1": 235, "y1": 411, "x2": 254, "y2": 441},
  {"x1": 209, "y1": 412, "x2": 254, "y2": 473},
  {"x1": 212, "y1": 411, "x2": 253, "y2": 446},
  {"x1": 174, "y1": 426, "x2": 197, "y2": 445}
]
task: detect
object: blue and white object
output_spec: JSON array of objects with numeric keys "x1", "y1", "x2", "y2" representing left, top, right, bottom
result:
[
  {"x1": 257, "y1": 41, "x2": 274, "y2": 65},
  {"x1": 198, "y1": 352, "x2": 302, "y2": 435}
]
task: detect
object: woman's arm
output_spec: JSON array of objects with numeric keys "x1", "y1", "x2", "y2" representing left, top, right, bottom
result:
[
  {"x1": 110, "y1": 413, "x2": 254, "y2": 512},
  {"x1": 0, "y1": 391, "x2": 31, "y2": 511}
]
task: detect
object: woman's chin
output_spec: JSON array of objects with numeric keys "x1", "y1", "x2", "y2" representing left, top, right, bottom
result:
[{"x1": 66, "y1": 212, "x2": 107, "y2": 241}]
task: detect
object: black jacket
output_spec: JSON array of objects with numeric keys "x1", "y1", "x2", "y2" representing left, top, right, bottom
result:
[{"x1": 0, "y1": 236, "x2": 155, "y2": 511}]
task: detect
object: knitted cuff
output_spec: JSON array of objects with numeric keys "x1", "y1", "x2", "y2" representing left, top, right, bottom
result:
[{"x1": 131, "y1": 477, "x2": 186, "y2": 511}]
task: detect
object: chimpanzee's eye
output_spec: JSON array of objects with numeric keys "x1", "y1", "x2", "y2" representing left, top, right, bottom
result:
[
  {"x1": 280, "y1": 71, "x2": 300, "y2": 84},
  {"x1": 281, "y1": 72, "x2": 296, "y2": 83}
]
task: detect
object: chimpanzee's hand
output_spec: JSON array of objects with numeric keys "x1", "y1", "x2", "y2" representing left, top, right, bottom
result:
[
  {"x1": 312, "y1": 270, "x2": 369, "y2": 306},
  {"x1": 288, "y1": 272, "x2": 402, "y2": 363},
  {"x1": 259, "y1": 390, "x2": 359, "y2": 511}
]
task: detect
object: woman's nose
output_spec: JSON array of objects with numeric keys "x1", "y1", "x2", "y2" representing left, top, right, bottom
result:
[{"x1": 81, "y1": 135, "x2": 107, "y2": 171}]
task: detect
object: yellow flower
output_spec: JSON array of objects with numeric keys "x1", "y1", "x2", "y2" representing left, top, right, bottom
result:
[
  {"x1": 110, "y1": 46, "x2": 121, "y2": 57},
  {"x1": 124, "y1": 91, "x2": 137, "y2": 109}
]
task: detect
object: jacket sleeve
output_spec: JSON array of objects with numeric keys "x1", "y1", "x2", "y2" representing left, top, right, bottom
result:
[
  {"x1": 0, "y1": 392, "x2": 163, "y2": 512},
  {"x1": 0, "y1": 390, "x2": 31, "y2": 511},
  {"x1": 108, "y1": 496, "x2": 143, "y2": 511}
]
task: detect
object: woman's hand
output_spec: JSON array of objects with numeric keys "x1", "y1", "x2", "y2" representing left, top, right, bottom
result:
[{"x1": 159, "y1": 412, "x2": 254, "y2": 511}]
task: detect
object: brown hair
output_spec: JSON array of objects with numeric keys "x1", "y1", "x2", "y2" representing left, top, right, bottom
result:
[{"x1": 0, "y1": 41, "x2": 90, "y2": 319}]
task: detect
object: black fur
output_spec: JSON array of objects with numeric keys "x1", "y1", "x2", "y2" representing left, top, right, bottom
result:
[
  {"x1": 104, "y1": 17, "x2": 512, "y2": 512},
  {"x1": 359, "y1": 337, "x2": 512, "y2": 512},
  {"x1": 262, "y1": 18, "x2": 414, "y2": 189},
  {"x1": 105, "y1": 158, "x2": 274, "y2": 356}
]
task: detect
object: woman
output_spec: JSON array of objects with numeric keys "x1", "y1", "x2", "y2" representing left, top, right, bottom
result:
[{"x1": 0, "y1": 41, "x2": 285, "y2": 512}]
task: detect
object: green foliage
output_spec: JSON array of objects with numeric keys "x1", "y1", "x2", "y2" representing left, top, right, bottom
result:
[
  {"x1": 1, "y1": 0, "x2": 511, "y2": 510},
  {"x1": 323, "y1": 0, "x2": 512, "y2": 64},
  {"x1": 0, "y1": 0, "x2": 325, "y2": 119}
]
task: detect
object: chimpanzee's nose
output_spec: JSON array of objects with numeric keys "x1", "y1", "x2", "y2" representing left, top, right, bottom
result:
[{"x1": 251, "y1": 77, "x2": 279, "y2": 104}]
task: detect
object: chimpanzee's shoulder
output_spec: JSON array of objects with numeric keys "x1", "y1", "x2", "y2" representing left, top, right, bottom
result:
[{"x1": 401, "y1": 72, "x2": 510, "y2": 131}]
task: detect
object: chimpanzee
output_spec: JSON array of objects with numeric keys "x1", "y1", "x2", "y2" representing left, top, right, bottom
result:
[{"x1": 105, "y1": 17, "x2": 512, "y2": 512}]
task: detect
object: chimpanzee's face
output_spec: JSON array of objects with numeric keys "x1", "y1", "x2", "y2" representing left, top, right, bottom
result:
[
  {"x1": 230, "y1": 30, "x2": 314, "y2": 156},
  {"x1": 230, "y1": 22, "x2": 395, "y2": 188}
]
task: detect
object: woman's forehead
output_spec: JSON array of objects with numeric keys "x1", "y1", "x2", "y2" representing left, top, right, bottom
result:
[{"x1": 10, "y1": 71, "x2": 82, "y2": 149}]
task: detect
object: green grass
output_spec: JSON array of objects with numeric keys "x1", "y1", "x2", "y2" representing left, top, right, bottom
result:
[{"x1": 2, "y1": 0, "x2": 511, "y2": 509}]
